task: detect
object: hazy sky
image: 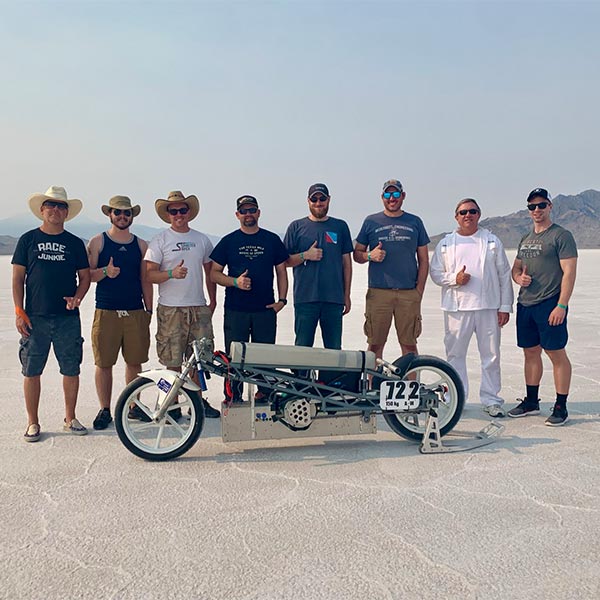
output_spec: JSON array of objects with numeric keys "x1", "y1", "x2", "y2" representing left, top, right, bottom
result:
[{"x1": 2, "y1": 0, "x2": 598, "y2": 237}]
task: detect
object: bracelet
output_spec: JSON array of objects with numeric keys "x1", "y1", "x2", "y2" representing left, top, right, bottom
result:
[
  {"x1": 300, "y1": 252, "x2": 305, "y2": 261},
  {"x1": 557, "y1": 303, "x2": 568, "y2": 309},
  {"x1": 233, "y1": 277, "x2": 238, "y2": 288},
  {"x1": 103, "y1": 267, "x2": 108, "y2": 277},
  {"x1": 167, "y1": 270, "x2": 173, "y2": 279},
  {"x1": 367, "y1": 252, "x2": 371, "y2": 261}
]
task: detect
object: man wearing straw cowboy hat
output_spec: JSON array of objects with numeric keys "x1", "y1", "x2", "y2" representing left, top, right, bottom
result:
[
  {"x1": 87, "y1": 196, "x2": 153, "y2": 430},
  {"x1": 145, "y1": 190, "x2": 220, "y2": 418},
  {"x1": 12, "y1": 186, "x2": 91, "y2": 442}
]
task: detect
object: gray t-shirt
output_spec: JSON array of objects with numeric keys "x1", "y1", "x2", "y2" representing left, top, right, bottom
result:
[
  {"x1": 356, "y1": 211, "x2": 430, "y2": 289},
  {"x1": 516, "y1": 223, "x2": 578, "y2": 306},
  {"x1": 284, "y1": 216, "x2": 353, "y2": 304}
]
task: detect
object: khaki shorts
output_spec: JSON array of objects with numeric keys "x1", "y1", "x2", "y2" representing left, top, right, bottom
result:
[
  {"x1": 156, "y1": 304, "x2": 214, "y2": 368},
  {"x1": 92, "y1": 309, "x2": 151, "y2": 368},
  {"x1": 363, "y1": 288, "x2": 423, "y2": 346}
]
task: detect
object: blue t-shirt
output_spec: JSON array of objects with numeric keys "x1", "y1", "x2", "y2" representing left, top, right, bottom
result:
[
  {"x1": 284, "y1": 216, "x2": 353, "y2": 304},
  {"x1": 12, "y1": 228, "x2": 89, "y2": 317},
  {"x1": 356, "y1": 211, "x2": 430, "y2": 289},
  {"x1": 210, "y1": 228, "x2": 289, "y2": 311}
]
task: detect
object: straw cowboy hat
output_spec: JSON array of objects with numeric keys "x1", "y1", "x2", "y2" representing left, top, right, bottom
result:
[
  {"x1": 101, "y1": 195, "x2": 141, "y2": 217},
  {"x1": 28, "y1": 186, "x2": 83, "y2": 222},
  {"x1": 155, "y1": 190, "x2": 200, "y2": 223}
]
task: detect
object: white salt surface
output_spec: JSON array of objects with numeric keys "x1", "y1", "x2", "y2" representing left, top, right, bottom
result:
[{"x1": 1, "y1": 251, "x2": 599, "y2": 599}]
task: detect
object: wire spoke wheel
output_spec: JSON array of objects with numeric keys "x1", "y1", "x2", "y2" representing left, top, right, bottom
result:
[
  {"x1": 115, "y1": 377, "x2": 204, "y2": 461},
  {"x1": 382, "y1": 356, "x2": 464, "y2": 441}
]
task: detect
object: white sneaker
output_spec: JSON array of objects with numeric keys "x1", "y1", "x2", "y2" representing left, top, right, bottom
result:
[{"x1": 484, "y1": 404, "x2": 505, "y2": 418}]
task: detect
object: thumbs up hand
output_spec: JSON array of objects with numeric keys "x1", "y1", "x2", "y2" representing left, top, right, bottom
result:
[
  {"x1": 304, "y1": 240, "x2": 323, "y2": 261},
  {"x1": 172, "y1": 259, "x2": 188, "y2": 279},
  {"x1": 520, "y1": 264, "x2": 532, "y2": 288},
  {"x1": 105, "y1": 256, "x2": 120, "y2": 279},
  {"x1": 370, "y1": 241, "x2": 386, "y2": 263},
  {"x1": 456, "y1": 265, "x2": 471, "y2": 286},
  {"x1": 236, "y1": 269, "x2": 252, "y2": 291}
]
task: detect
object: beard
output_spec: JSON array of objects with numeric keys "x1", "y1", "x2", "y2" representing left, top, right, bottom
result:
[
  {"x1": 243, "y1": 216, "x2": 257, "y2": 227},
  {"x1": 111, "y1": 216, "x2": 132, "y2": 230},
  {"x1": 309, "y1": 204, "x2": 329, "y2": 219}
]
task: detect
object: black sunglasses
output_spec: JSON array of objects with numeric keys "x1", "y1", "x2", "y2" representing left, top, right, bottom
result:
[
  {"x1": 42, "y1": 200, "x2": 68, "y2": 210},
  {"x1": 112, "y1": 209, "x2": 132, "y2": 217},
  {"x1": 238, "y1": 207, "x2": 258, "y2": 215},
  {"x1": 457, "y1": 208, "x2": 480, "y2": 216},
  {"x1": 309, "y1": 195, "x2": 329, "y2": 203},
  {"x1": 527, "y1": 202, "x2": 550, "y2": 211},
  {"x1": 167, "y1": 206, "x2": 190, "y2": 216}
]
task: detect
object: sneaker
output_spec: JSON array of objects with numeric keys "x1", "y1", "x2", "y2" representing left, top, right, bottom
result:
[
  {"x1": 128, "y1": 404, "x2": 152, "y2": 422},
  {"x1": 203, "y1": 400, "x2": 220, "y2": 418},
  {"x1": 63, "y1": 418, "x2": 88, "y2": 436},
  {"x1": 93, "y1": 408, "x2": 113, "y2": 430},
  {"x1": 484, "y1": 404, "x2": 506, "y2": 418},
  {"x1": 24, "y1": 423, "x2": 41, "y2": 443},
  {"x1": 507, "y1": 398, "x2": 540, "y2": 418},
  {"x1": 545, "y1": 404, "x2": 569, "y2": 427},
  {"x1": 167, "y1": 407, "x2": 182, "y2": 422}
]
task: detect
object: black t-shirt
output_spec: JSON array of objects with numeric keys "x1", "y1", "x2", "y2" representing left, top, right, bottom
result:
[
  {"x1": 12, "y1": 228, "x2": 89, "y2": 317},
  {"x1": 210, "y1": 228, "x2": 289, "y2": 311}
]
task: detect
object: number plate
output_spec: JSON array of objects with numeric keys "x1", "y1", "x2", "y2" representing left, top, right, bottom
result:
[{"x1": 379, "y1": 380, "x2": 420, "y2": 410}]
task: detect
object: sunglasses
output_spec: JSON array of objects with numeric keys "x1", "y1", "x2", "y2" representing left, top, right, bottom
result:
[
  {"x1": 457, "y1": 208, "x2": 480, "y2": 216},
  {"x1": 112, "y1": 209, "x2": 132, "y2": 217},
  {"x1": 527, "y1": 202, "x2": 550, "y2": 211},
  {"x1": 383, "y1": 191, "x2": 402, "y2": 199},
  {"x1": 309, "y1": 195, "x2": 329, "y2": 203},
  {"x1": 167, "y1": 206, "x2": 190, "y2": 216},
  {"x1": 238, "y1": 207, "x2": 258, "y2": 215},
  {"x1": 42, "y1": 200, "x2": 68, "y2": 210}
]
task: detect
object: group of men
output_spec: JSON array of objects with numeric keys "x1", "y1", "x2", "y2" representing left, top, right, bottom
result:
[{"x1": 12, "y1": 180, "x2": 577, "y2": 442}]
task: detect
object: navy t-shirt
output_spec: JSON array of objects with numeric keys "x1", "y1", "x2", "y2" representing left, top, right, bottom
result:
[
  {"x1": 210, "y1": 228, "x2": 289, "y2": 311},
  {"x1": 12, "y1": 228, "x2": 89, "y2": 317},
  {"x1": 356, "y1": 211, "x2": 429, "y2": 289},
  {"x1": 284, "y1": 216, "x2": 353, "y2": 304}
]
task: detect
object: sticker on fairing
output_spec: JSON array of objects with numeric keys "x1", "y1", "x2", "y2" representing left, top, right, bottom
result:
[{"x1": 157, "y1": 378, "x2": 172, "y2": 393}]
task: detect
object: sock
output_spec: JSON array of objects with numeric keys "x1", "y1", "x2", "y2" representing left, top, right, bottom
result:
[
  {"x1": 526, "y1": 385, "x2": 540, "y2": 403},
  {"x1": 555, "y1": 393, "x2": 568, "y2": 407}
]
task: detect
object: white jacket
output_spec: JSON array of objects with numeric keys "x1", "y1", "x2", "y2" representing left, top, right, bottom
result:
[{"x1": 430, "y1": 228, "x2": 514, "y2": 313}]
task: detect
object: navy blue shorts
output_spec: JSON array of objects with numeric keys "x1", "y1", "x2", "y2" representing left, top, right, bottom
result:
[
  {"x1": 19, "y1": 315, "x2": 84, "y2": 377},
  {"x1": 516, "y1": 294, "x2": 568, "y2": 351}
]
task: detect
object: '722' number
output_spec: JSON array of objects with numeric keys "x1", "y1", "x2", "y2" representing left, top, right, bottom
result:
[{"x1": 379, "y1": 380, "x2": 420, "y2": 410}]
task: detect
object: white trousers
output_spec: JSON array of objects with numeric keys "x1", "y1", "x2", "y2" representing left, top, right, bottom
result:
[{"x1": 443, "y1": 309, "x2": 503, "y2": 406}]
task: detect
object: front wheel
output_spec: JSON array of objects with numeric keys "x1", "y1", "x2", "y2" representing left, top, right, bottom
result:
[
  {"x1": 382, "y1": 355, "x2": 464, "y2": 441},
  {"x1": 114, "y1": 376, "x2": 205, "y2": 461}
]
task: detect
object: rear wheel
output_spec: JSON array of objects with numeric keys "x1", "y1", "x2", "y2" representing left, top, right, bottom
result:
[
  {"x1": 114, "y1": 377, "x2": 204, "y2": 461},
  {"x1": 382, "y1": 356, "x2": 464, "y2": 441}
]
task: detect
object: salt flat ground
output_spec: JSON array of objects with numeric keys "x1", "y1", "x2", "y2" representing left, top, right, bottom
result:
[{"x1": 1, "y1": 251, "x2": 599, "y2": 600}]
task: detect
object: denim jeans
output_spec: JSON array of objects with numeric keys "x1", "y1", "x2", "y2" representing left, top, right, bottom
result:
[{"x1": 294, "y1": 302, "x2": 344, "y2": 350}]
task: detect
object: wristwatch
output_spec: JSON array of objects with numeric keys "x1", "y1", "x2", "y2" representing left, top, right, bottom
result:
[{"x1": 278, "y1": 298, "x2": 288, "y2": 305}]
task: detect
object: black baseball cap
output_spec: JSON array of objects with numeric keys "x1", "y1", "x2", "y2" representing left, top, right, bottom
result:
[
  {"x1": 236, "y1": 195, "x2": 259, "y2": 209},
  {"x1": 308, "y1": 183, "x2": 329, "y2": 198},
  {"x1": 526, "y1": 188, "x2": 552, "y2": 203}
]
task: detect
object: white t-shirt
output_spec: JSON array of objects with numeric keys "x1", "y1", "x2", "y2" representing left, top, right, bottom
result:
[
  {"x1": 145, "y1": 228, "x2": 213, "y2": 307},
  {"x1": 454, "y1": 230, "x2": 483, "y2": 311}
]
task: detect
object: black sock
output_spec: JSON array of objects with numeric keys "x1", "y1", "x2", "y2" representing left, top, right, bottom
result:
[
  {"x1": 526, "y1": 385, "x2": 540, "y2": 403},
  {"x1": 555, "y1": 393, "x2": 568, "y2": 407}
]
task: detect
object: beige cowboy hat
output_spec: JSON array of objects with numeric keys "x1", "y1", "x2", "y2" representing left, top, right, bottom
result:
[
  {"x1": 101, "y1": 195, "x2": 141, "y2": 217},
  {"x1": 28, "y1": 186, "x2": 83, "y2": 222},
  {"x1": 155, "y1": 190, "x2": 199, "y2": 223}
]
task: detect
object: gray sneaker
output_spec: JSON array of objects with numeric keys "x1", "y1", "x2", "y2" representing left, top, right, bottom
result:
[
  {"x1": 484, "y1": 404, "x2": 505, "y2": 418},
  {"x1": 507, "y1": 398, "x2": 540, "y2": 418},
  {"x1": 545, "y1": 404, "x2": 569, "y2": 427}
]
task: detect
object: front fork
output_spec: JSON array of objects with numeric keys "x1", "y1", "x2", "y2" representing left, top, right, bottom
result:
[{"x1": 153, "y1": 352, "x2": 199, "y2": 422}]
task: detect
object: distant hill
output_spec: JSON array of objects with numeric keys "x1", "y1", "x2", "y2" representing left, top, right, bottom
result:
[{"x1": 429, "y1": 189, "x2": 600, "y2": 249}]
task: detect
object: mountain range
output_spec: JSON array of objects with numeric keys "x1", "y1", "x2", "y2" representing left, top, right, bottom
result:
[{"x1": 1, "y1": 189, "x2": 599, "y2": 254}]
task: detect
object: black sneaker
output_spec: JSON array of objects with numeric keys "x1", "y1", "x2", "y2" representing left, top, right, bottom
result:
[
  {"x1": 203, "y1": 400, "x2": 220, "y2": 418},
  {"x1": 128, "y1": 404, "x2": 152, "y2": 422},
  {"x1": 545, "y1": 404, "x2": 569, "y2": 427},
  {"x1": 507, "y1": 398, "x2": 540, "y2": 418},
  {"x1": 93, "y1": 408, "x2": 113, "y2": 430},
  {"x1": 168, "y1": 407, "x2": 182, "y2": 422}
]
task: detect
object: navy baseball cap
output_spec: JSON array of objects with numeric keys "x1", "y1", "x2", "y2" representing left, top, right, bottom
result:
[
  {"x1": 527, "y1": 188, "x2": 552, "y2": 203},
  {"x1": 383, "y1": 179, "x2": 403, "y2": 193},
  {"x1": 308, "y1": 183, "x2": 329, "y2": 198},
  {"x1": 236, "y1": 195, "x2": 259, "y2": 209}
]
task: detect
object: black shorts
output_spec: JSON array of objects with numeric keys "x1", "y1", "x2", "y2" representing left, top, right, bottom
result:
[{"x1": 516, "y1": 294, "x2": 568, "y2": 351}]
